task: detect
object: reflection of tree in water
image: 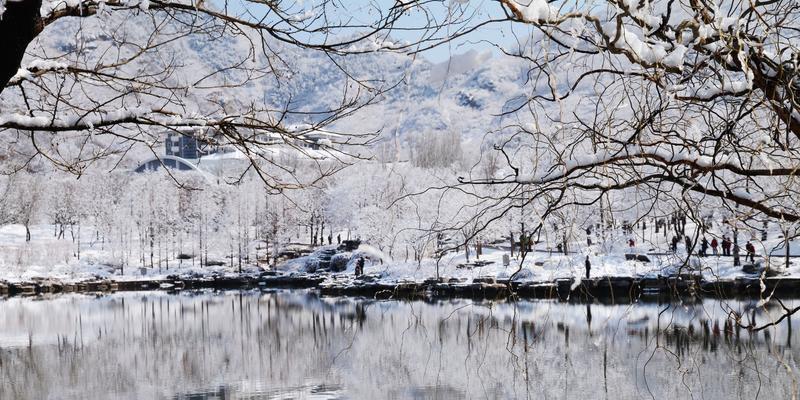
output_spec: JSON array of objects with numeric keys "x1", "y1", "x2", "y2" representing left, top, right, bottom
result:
[{"x1": 0, "y1": 292, "x2": 799, "y2": 398}]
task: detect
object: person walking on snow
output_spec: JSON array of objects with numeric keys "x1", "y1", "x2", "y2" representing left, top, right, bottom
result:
[
  {"x1": 585, "y1": 256, "x2": 591, "y2": 280},
  {"x1": 700, "y1": 237, "x2": 709, "y2": 257},
  {"x1": 721, "y1": 236, "x2": 731, "y2": 256},
  {"x1": 628, "y1": 238, "x2": 635, "y2": 248},
  {"x1": 746, "y1": 241, "x2": 756, "y2": 263},
  {"x1": 711, "y1": 238, "x2": 719, "y2": 256},
  {"x1": 355, "y1": 257, "x2": 365, "y2": 277},
  {"x1": 671, "y1": 236, "x2": 679, "y2": 253}
]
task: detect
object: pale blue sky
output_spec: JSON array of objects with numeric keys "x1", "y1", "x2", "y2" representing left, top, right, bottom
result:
[{"x1": 224, "y1": 0, "x2": 522, "y2": 63}]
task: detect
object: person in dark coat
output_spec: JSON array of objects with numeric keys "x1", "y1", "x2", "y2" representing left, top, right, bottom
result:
[
  {"x1": 337, "y1": 234, "x2": 341, "y2": 244},
  {"x1": 355, "y1": 257, "x2": 365, "y2": 277},
  {"x1": 721, "y1": 236, "x2": 731, "y2": 256},
  {"x1": 700, "y1": 237, "x2": 709, "y2": 257},
  {"x1": 671, "y1": 236, "x2": 679, "y2": 253},
  {"x1": 746, "y1": 241, "x2": 756, "y2": 263},
  {"x1": 585, "y1": 255, "x2": 591, "y2": 280},
  {"x1": 685, "y1": 236, "x2": 692, "y2": 254}
]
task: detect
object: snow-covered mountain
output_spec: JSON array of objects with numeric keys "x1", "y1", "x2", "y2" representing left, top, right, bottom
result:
[{"x1": 11, "y1": 13, "x2": 539, "y2": 158}]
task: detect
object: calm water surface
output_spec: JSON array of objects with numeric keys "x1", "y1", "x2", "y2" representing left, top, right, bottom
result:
[{"x1": 0, "y1": 290, "x2": 798, "y2": 399}]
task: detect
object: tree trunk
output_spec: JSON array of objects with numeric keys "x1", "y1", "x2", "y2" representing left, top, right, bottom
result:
[
  {"x1": 0, "y1": 0, "x2": 44, "y2": 93},
  {"x1": 786, "y1": 232, "x2": 790, "y2": 272},
  {"x1": 76, "y1": 223, "x2": 81, "y2": 260}
]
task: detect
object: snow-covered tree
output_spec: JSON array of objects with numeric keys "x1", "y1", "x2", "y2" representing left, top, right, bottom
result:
[
  {"x1": 0, "y1": 0, "x2": 412, "y2": 188},
  {"x1": 398, "y1": 0, "x2": 800, "y2": 243}
]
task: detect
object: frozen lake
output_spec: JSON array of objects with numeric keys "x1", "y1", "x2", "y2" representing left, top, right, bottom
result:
[{"x1": 1, "y1": 290, "x2": 798, "y2": 399}]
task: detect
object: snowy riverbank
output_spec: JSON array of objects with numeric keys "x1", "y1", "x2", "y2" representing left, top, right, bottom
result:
[{"x1": 1, "y1": 223, "x2": 799, "y2": 293}]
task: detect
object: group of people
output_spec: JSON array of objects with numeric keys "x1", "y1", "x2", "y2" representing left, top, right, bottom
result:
[
  {"x1": 670, "y1": 235, "x2": 693, "y2": 253},
  {"x1": 707, "y1": 236, "x2": 734, "y2": 256},
  {"x1": 704, "y1": 237, "x2": 757, "y2": 261},
  {"x1": 671, "y1": 234, "x2": 758, "y2": 263}
]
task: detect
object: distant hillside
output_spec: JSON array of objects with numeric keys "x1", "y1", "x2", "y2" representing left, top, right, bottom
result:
[{"x1": 4, "y1": 14, "x2": 549, "y2": 169}]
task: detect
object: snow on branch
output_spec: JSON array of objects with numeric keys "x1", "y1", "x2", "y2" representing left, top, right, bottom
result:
[
  {"x1": 0, "y1": 108, "x2": 155, "y2": 130},
  {"x1": 7, "y1": 59, "x2": 68, "y2": 85},
  {"x1": 514, "y1": 145, "x2": 800, "y2": 185},
  {"x1": 0, "y1": 108, "x2": 237, "y2": 131}
]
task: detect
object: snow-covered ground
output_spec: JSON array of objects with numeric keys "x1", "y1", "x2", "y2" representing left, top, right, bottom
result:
[
  {"x1": 0, "y1": 224, "x2": 260, "y2": 284},
  {"x1": 283, "y1": 218, "x2": 800, "y2": 284},
  {"x1": 1, "y1": 221, "x2": 798, "y2": 285},
  {"x1": 331, "y1": 245, "x2": 800, "y2": 285}
]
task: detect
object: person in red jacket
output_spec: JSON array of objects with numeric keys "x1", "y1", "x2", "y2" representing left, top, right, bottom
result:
[{"x1": 711, "y1": 238, "x2": 719, "y2": 256}]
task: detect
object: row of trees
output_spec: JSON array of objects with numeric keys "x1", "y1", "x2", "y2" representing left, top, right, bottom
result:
[{"x1": 0, "y1": 160, "x2": 485, "y2": 271}]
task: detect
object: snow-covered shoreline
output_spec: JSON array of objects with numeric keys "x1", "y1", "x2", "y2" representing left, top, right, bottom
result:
[
  {"x1": 1, "y1": 267, "x2": 797, "y2": 303},
  {"x1": 2, "y1": 220, "x2": 799, "y2": 300}
]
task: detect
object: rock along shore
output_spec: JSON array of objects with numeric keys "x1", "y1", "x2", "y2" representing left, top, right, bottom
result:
[{"x1": 1, "y1": 272, "x2": 798, "y2": 303}]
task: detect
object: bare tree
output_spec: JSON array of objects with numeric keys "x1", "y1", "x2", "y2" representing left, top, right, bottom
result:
[
  {"x1": 391, "y1": 0, "x2": 800, "y2": 241},
  {"x1": 0, "y1": 0, "x2": 427, "y2": 188},
  {"x1": 402, "y1": 0, "x2": 800, "y2": 328}
]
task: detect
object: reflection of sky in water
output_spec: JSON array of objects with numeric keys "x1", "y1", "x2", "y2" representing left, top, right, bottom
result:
[{"x1": 0, "y1": 290, "x2": 798, "y2": 399}]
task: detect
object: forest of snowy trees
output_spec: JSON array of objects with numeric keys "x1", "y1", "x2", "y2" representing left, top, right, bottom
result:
[
  {"x1": 0, "y1": 157, "x2": 505, "y2": 272},
  {"x1": 0, "y1": 0, "x2": 798, "y2": 275}
]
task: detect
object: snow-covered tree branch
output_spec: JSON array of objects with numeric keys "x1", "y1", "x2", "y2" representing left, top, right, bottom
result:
[
  {"x1": 0, "y1": 0, "x2": 417, "y2": 187},
  {"x1": 411, "y1": 0, "x2": 800, "y2": 240}
]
